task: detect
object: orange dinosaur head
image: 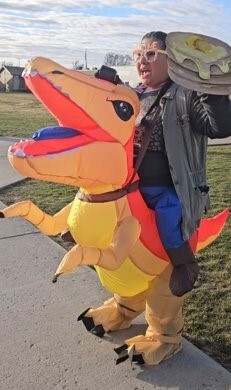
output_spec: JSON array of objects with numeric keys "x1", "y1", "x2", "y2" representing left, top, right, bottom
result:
[{"x1": 8, "y1": 57, "x2": 140, "y2": 190}]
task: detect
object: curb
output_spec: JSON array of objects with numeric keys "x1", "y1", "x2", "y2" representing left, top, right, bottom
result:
[{"x1": 0, "y1": 177, "x2": 28, "y2": 192}]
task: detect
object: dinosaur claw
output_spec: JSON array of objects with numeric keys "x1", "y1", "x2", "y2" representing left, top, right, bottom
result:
[
  {"x1": 115, "y1": 351, "x2": 129, "y2": 365},
  {"x1": 77, "y1": 308, "x2": 105, "y2": 337},
  {"x1": 90, "y1": 324, "x2": 105, "y2": 338},
  {"x1": 114, "y1": 344, "x2": 145, "y2": 365},
  {"x1": 77, "y1": 308, "x2": 95, "y2": 331},
  {"x1": 114, "y1": 344, "x2": 130, "y2": 365},
  {"x1": 77, "y1": 307, "x2": 91, "y2": 321},
  {"x1": 128, "y1": 345, "x2": 145, "y2": 365},
  {"x1": 52, "y1": 273, "x2": 61, "y2": 283},
  {"x1": 114, "y1": 344, "x2": 129, "y2": 365},
  {"x1": 82, "y1": 316, "x2": 95, "y2": 331},
  {"x1": 114, "y1": 344, "x2": 128, "y2": 355},
  {"x1": 131, "y1": 353, "x2": 145, "y2": 365}
]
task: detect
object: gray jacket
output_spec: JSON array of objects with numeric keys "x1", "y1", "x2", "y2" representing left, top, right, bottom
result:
[{"x1": 160, "y1": 84, "x2": 218, "y2": 240}]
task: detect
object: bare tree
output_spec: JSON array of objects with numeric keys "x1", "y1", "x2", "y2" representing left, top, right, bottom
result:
[
  {"x1": 72, "y1": 60, "x2": 84, "y2": 70},
  {"x1": 104, "y1": 53, "x2": 133, "y2": 66}
]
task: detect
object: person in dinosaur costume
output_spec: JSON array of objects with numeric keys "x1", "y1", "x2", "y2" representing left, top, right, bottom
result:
[
  {"x1": 0, "y1": 32, "x2": 230, "y2": 365},
  {"x1": 132, "y1": 31, "x2": 231, "y2": 300}
]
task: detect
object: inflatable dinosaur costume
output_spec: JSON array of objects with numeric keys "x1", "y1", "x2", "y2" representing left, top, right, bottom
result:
[{"x1": 0, "y1": 51, "x2": 229, "y2": 365}]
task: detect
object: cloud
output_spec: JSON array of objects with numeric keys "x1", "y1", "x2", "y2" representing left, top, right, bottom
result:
[{"x1": 0, "y1": 0, "x2": 230, "y2": 68}]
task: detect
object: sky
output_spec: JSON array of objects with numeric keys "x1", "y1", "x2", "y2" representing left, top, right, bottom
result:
[{"x1": 0, "y1": 0, "x2": 231, "y2": 69}]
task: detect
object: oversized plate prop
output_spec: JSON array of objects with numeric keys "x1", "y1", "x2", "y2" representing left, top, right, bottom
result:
[{"x1": 166, "y1": 32, "x2": 231, "y2": 94}]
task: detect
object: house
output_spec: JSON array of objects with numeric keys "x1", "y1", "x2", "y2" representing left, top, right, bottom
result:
[{"x1": 0, "y1": 65, "x2": 27, "y2": 92}]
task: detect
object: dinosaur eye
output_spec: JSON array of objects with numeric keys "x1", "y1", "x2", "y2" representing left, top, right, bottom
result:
[{"x1": 111, "y1": 100, "x2": 134, "y2": 121}]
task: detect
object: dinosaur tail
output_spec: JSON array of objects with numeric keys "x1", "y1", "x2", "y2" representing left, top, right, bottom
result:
[{"x1": 189, "y1": 208, "x2": 229, "y2": 252}]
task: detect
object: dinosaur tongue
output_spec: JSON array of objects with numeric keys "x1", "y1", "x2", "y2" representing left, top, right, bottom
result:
[{"x1": 32, "y1": 126, "x2": 81, "y2": 140}]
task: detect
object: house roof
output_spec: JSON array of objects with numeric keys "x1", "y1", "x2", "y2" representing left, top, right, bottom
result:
[{"x1": 0, "y1": 65, "x2": 24, "y2": 76}]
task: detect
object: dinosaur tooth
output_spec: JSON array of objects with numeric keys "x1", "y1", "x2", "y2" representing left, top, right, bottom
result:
[{"x1": 14, "y1": 148, "x2": 26, "y2": 157}]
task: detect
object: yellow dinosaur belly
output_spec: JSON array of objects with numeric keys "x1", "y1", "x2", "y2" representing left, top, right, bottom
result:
[
  {"x1": 67, "y1": 197, "x2": 154, "y2": 296},
  {"x1": 67, "y1": 196, "x2": 117, "y2": 247},
  {"x1": 95, "y1": 261, "x2": 154, "y2": 297}
]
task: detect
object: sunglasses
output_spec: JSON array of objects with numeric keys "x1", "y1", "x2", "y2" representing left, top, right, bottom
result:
[{"x1": 133, "y1": 44, "x2": 167, "y2": 63}]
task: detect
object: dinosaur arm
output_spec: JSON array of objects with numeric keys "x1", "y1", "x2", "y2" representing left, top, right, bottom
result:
[
  {"x1": 0, "y1": 200, "x2": 73, "y2": 236},
  {"x1": 53, "y1": 216, "x2": 141, "y2": 280}
]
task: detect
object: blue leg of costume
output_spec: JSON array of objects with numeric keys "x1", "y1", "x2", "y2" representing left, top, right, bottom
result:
[{"x1": 140, "y1": 186, "x2": 199, "y2": 297}]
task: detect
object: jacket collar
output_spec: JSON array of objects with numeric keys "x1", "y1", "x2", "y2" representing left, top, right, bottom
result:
[{"x1": 161, "y1": 82, "x2": 178, "y2": 100}]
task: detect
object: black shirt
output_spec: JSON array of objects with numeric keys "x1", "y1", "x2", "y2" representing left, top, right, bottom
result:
[{"x1": 134, "y1": 88, "x2": 173, "y2": 186}]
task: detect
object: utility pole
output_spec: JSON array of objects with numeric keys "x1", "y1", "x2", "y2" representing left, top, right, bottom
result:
[{"x1": 84, "y1": 49, "x2": 88, "y2": 70}]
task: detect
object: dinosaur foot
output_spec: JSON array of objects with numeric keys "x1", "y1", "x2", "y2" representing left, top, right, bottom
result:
[
  {"x1": 114, "y1": 334, "x2": 182, "y2": 365},
  {"x1": 77, "y1": 298, "x2": 134, "y2": 334},
  {"x1": 77, "y1": 308, "x2": 105, "y2": 338}
]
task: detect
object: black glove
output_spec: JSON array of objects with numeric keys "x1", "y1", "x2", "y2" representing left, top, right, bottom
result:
[
  {"x1": 166, "y1": 242, "x2": 199, "y2": 297},
  {"x1": 169, "y1": 262, "x2": 199, "y2": 297}
]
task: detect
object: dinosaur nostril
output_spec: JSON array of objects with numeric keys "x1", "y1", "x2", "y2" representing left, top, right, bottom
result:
[{"x1": 51, "y1": 70, "x2": 64, "y2": 74}]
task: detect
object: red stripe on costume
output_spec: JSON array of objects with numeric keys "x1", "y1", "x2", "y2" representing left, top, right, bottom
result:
[
  {"x1": 127, "y1": 191, "x2": 169, "y2": 261},
  {"x1": 127, "y1": 191, "x2": 229, "y2": 258}
]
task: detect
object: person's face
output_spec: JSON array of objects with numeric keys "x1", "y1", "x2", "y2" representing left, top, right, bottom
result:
[{"x1": 134, "y1": 38, "x2": 168, "y2": 88}]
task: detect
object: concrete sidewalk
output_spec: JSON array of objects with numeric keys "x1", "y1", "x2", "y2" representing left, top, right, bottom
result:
[
  {"x1": 0, "y1": 138, "x2": 25, "y2": 188},
  {"x1": 0, "y1": 138, "x2": 231, "y2": 390}
]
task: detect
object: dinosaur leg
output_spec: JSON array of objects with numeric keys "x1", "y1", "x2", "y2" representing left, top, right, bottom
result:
[
  {"x1": 78, "y1": 290, "x2": 147, "y2": 337},
  {"x1": 115, "y1": 265, "x2": 185, "y2": 365}
]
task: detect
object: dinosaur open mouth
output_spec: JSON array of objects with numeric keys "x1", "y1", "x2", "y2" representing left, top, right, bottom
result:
[
  {"x1": 32, "y1": 126, "x2": 81, "y2": 140},
  {"x1": 8, "y1": 126, "x2": 94, "y2": 158}
]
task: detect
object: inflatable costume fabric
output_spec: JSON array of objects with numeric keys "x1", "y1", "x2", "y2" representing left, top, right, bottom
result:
[{"x1": 0, "y1": 44, "x2": 229, "y2": 365}]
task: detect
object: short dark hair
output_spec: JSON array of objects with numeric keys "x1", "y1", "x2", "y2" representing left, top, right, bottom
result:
[{"x1": 141, "y1": 31, "x2": 167, "y2": 49}]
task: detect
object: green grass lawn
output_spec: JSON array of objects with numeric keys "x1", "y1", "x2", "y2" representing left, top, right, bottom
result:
[
  {"x1": 0, "y1": 92, "x2": 230, "y2": 371},
  {"x1": 183, "y1": 145, "x2": 231, "y2": 371},
  {"x1": 0, "y1": 92, "x2": 57, "y2": 137}
]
